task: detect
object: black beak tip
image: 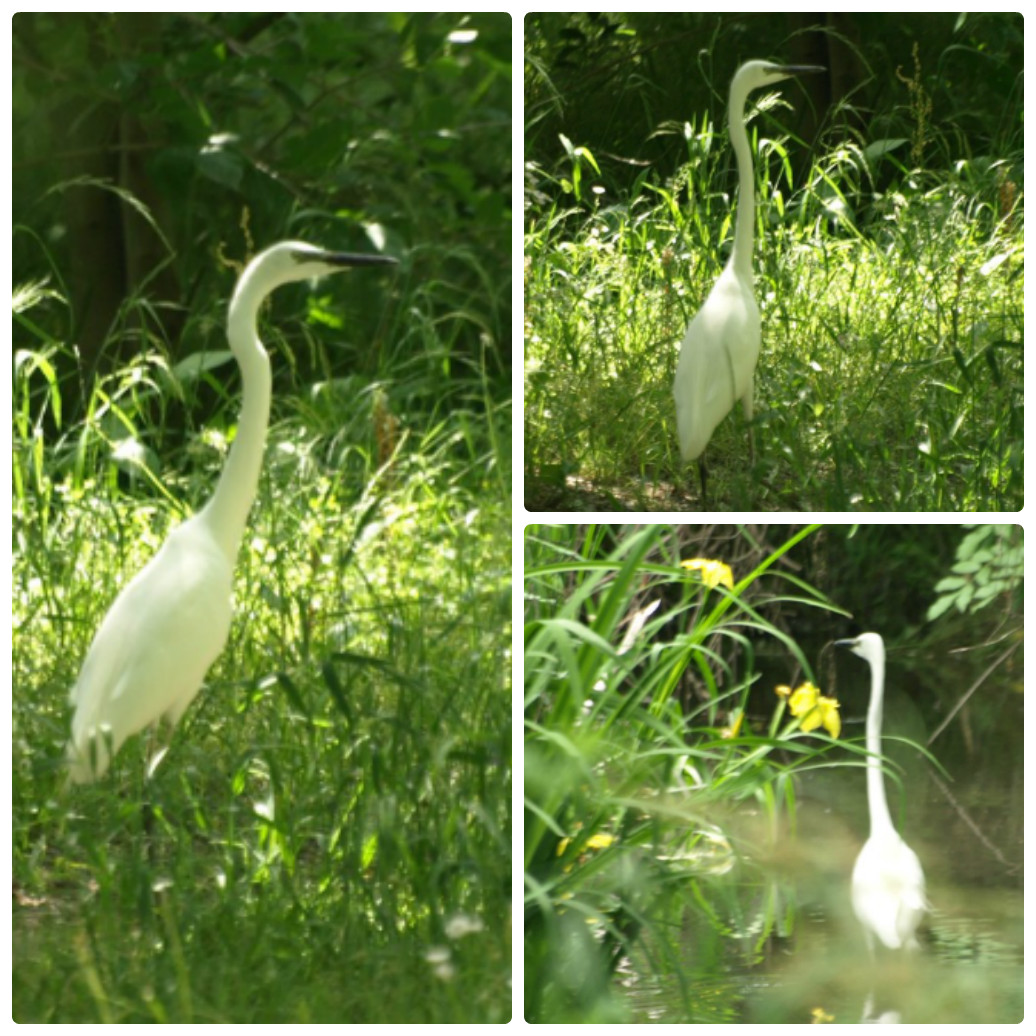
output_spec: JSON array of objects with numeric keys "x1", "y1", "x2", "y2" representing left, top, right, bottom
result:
[{"x1": 328, "y1": 251, "x2": 399, "y2": 268}]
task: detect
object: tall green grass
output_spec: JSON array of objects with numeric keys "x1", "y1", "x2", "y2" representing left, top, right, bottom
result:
[
  {"x1": 13, "y1": 273, "x2": 511, "y2": 1021},
  {"x1": 525, "y1": 110, "x2": 1022, "y2": 511},
  {"x1": 523, "y1": 524, "x2": 871, "y2": 1021}
]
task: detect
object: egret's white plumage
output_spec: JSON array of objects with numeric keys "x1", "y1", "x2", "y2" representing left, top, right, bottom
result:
[
  {"x1": 674, "y1": 60, "x2": 822, "y2": 501},
  {"x1": 836, "y1": 632, "x2": 927, "y2": 952},
  {"x1": 68, "y1": 241, "x2": 397, "y2": 782}
]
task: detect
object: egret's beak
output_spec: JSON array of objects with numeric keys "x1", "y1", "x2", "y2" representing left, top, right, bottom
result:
[
  {"x1": 778, "y1": 65, "x2": 826, "y2": 76},
  {"x1": 311, "y1": 251, "x2": 399, "y2": 268}
]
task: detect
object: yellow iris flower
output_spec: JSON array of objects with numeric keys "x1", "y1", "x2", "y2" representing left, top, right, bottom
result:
[
  {"x1": 680, "y1": 558, "x2": 734, "y2": 590},
  {"x1": 786, "y1": 681, "x2": 841, "y2": 738}
]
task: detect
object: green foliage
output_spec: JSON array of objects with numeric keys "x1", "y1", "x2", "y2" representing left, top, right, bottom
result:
[
  {"x1": 14, "y1": 12, "x2": 510, "y2": 376},
  {"x1": 927, "y1": 525, "x2": 1022, "y2": 621},
  {"x1": 524, "y1": 524, "x2": 862, "y2": 1022},
  {"x1": 526, "y1": 14, "x2": 1023, "y2": 193}
]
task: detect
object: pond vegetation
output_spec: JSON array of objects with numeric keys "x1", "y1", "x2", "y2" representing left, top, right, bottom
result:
[{"x1": 524, "y1": 524, "x2": 1022, "y2": 1023}]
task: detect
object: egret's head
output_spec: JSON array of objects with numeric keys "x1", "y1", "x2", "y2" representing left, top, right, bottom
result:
[
  {"x1": 731, "y1": 60, "x2": 825, "y2": 97},
  {"x1": 835, "y1": 631, "x2": 885, "y2": 664},
  {"x1": 244, "y1": 240, "x2": 398, "y2": 292},
  {"x1": 227, "y1": 240, "x2": 397, "y2": 339}
]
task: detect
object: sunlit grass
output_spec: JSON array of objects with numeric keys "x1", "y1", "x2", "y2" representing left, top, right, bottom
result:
[
  {"x1": 13, "y1": 304, "x2": 511, "y2": 1021},
  {"x1": 525, "y1": 139, "x2": 1022, "y2": 511}
]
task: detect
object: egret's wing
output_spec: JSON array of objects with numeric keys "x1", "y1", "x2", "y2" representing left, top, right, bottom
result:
[
  {"x1": 673, "y1": 270, "x2": 761, "y2": 461},
  {"x1": 69, "y1": 519, "x2": 233, "y2": 779}
]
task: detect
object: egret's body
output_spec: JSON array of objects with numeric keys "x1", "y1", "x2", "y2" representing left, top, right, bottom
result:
[
  {"x1": 674, "y1": 60, "x2": 822, "y2": 503},
  {"x1": 836, "y1": 632, "x2": 927, "y2": 952},
  {"x1": 68, "y1": 241, "x2": 396, "y2": 782},
  {"x1": 674, "y1": 260, "x2": 760, "y2": 464}
]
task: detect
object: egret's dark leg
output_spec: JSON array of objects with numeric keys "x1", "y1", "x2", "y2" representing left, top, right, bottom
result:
[
  {"x1": 742, "y1": 393, "x2": 756, "y2": 468},
  {"x1": 697, "y1": 456, "x2": 708, "y2": 509},
  {"x1": 135, "y1": 752, "x2": 158, "y2": 870}
]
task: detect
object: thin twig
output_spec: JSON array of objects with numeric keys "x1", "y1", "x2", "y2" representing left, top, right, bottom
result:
[{"x1": 927, "y1": 639, "x2": 1020, "y2": 746}]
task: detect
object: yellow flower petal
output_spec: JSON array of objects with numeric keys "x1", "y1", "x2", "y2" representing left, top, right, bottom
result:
[
  {"x1": 818, "y1": 695, "x2": 841, "y2": 738},
  {"x1": 786, "y1": 683, "x2": 840, "y2": 738},
  {"x1": 680, "y1": 558, "x2": 734, "y2": 590},
  {"x1": 799, "y1": 707, "x2": 822, "y2": 733},
  {"x1": 788, "y1": 682, "x2": 819, "y2": 716}
]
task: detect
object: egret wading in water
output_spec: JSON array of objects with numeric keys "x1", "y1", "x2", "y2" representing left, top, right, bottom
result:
[
  {"x1": 835, "y1": 633, "x2": 927, "y2": 954},
  {"x1": 673, "y1": 60, "x2": 823, "y2": 506},
  {"x1": 68, "y1": 241, "x2": 397, "y2": 783}
]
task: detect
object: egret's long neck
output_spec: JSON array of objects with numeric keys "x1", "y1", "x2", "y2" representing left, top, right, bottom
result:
[
  {"x1": 728, "y1": 81, "x2": 755, "y2": 282},
  {"x1": 865, "y1": 649, "x2": 895, "y2": 837},
  {"x1": 199, "y1": 273, "x2": 272, "y2": 562}
]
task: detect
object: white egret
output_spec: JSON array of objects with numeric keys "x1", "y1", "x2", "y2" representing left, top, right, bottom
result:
[
  {"x1": 835, "y1": 632, "x2": 927, "y2": 953},
  {"x1": 67, "y1": 241, "x2": 397, "y2": 782},
  {"x1": 673, "y1": 60, "x2": 823, "y2": 505}
]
